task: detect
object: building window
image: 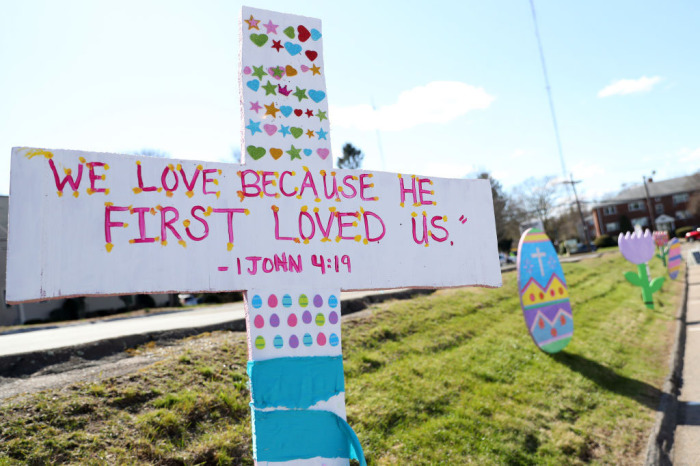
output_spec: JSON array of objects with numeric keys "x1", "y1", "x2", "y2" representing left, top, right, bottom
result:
[
  {"x1": 603, "y1": 206, "x2": 617, "y2": 215},
  {"x1": 676, "y1": 210, "x2": 690, "y2": 220},
  {"x1": 605, "y1": 222, "x2": 620, "y2": 232},
  {"x1": 655, "y1": 204, "x2": 664, "y2": 214},
  {"x1": 628, "y1": 201, "x2": 645, "y2": 212},
  {"x1": 673, "y1": 193, "x2": 689, "y2": 205},
  {"x1": 632, "y1": 217, "x2": 649, "y2": 227}
]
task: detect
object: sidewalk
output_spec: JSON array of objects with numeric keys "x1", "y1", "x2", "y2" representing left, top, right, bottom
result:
[{"x1": 673, "y1": 261, "x2": 700, "y2": 463}]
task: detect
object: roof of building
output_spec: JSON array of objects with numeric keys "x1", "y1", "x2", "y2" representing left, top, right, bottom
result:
[{"x1": 595, "y1": 173, "x2": 700, "y2": 207}]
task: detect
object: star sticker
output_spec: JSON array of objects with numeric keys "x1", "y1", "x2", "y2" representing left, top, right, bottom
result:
[
  {"x1": 271, "y1": 40, "x2": 283, "y2": 52},
  {"x1": 279, "y1": 125, "x2": 291, "y2": 137},
  {"x1": 287, "y1": 145, "x2": 302, "y2": 160},
  {"x1": 317, "y1": 128, "x2": 328, "y2": 140},
  {"x1": 263, "y1": 20, "x2": 278, "y2": 34},
  {"x1": 262, "y1": 80, "x2": 277, "y2": 95},
  {"x1": 264, "y1": 102, "x2": 280, "y2": 118},
  {"x1": 246, "y1": 119, "x2": 262, "y2": 135},
  {"x1": 251, "y1": 65, "x2": 267, "y2": 80},
  {"x1": 278, "y1": 85, "x2": 292, "y2": 96},
  {"x1": 305, "y1": 109, "x2": 314, "y2": 118},
  {"x1": 306, "y1": 129, "x2": 315, "y2": 138},
  {"x1": 292, "y1": 87, "x2": 308, "y2": 102},
  {"x1": 316, "y1": 110, "x2": 327, "y2": 121},
  {"x1": 249, "y1": 101, "x2": 262, "y2": 113},
  {"x1": 310, "y1": 64, "x2": 321, "y2": 76},
  {"x1": 270, "y1": 66, "x2": 284, "y2": 79},
  {"x1": 244, "y1": 15, "x2": 260, "y2": 30}
]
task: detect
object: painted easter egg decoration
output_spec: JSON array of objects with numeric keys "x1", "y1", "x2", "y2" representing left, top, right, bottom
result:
[
  {"x1": 667, "y1": 237, "x2": 681, "y2": 280},
  {"x1": 517, "y1": 228, "x2": 573, "y2": 353}
]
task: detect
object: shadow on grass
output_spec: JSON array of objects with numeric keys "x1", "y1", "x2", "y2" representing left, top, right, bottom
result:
[{"x1": 551, "y1": 352, "x2": 662, "y2": 410}]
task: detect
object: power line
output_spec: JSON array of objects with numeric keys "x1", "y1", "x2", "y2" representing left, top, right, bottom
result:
[{"x1": 528, "y1": 0, "x2": 568, "y2": 178}]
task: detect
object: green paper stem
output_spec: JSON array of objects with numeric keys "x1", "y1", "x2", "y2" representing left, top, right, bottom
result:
[
  {"x1": 624, "y1": 263, "x2": 664, "y2": 310},
  {"x1": 656, "y1": 246, "x2": 668, "y2": 267}
]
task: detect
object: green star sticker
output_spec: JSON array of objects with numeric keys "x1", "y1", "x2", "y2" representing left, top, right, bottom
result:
[
  {"x1": 262, "y1": 80, "x2": 277, "y2": 96},
  {"x1": 251, "y1": 65, "x2": 267, "y2": 80},
  {"x1": 317, "y1": 110, "x2": 327, "y2": 122},
  {"x1": 292, "y1": 86, "x2": 308, "y2": 102},
  {"x1": 287, "y1": 145, "x2": 302, "y2": 160}
]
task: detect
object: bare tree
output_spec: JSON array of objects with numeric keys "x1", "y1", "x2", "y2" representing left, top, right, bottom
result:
[{"x1": 512, "y1": 176, "x2": 562, "y2": 239}]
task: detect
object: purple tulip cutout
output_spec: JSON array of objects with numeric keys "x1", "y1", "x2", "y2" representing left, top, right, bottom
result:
[{"x1": 618, "y1": 229, "x2": 665, "y2": 309}]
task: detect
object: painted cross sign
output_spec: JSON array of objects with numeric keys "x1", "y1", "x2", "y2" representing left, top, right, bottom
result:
[{"x1": 6, "y1": 6, "x2": 501, "y2": 464}]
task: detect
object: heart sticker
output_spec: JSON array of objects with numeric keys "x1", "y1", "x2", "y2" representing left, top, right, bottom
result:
[
  {"x1": 246, "y1": 80, "x2": 260, "y2": 91},
  {"x1": 243, "y1": 66, "x2": 252, "y2": 75},
  {"x1": 303, "y1": 149, "x2": 312, "y2": 156},
  {"x1": 305, "y1": 50, "x2": 318, "y2": 61},
  {"x1": 285, "y1": 42, "x2": 302, "y2": 56},
  {"x1": 310, "y1": 29, "x2": 322, "y2": 41},
  {"x1": 270, "y1": 148, "x2": 284, "y2": 160},
  {"x1": 308, "y1": 90, "x2": 326, "y2": 103},
  {"x1": 285, "y1": 65, "x2": 298, "y2": 76},
  {"x1": 300, "y1": 65, "x2": 310, "y2": 72},
  {"x1": 283, "y1": 26, "x2": 295, "y2": 39},
  {"x1": 297, "y1": 25, "x2": 311, "y2": 42},
  {"x1": 264, "y1": 124, "x2": 278, "y2": 136},
  {"x1": 290, "y1": 127, "x2": 303, "y2": 139},
  {"x1": 280, "y1": 106, "x2": 293, "y2": 117},
  {"x1": 293, "y1": 109, "x2": 303, "y2": 117},
  {"x1": 247, "y1": 145, "x2": 266, "y2": 160},
  {"x1": 317, "y1": 148, "x2": 330, "y2": 160},
  {"x1": 250, "y1": 34, "x2": 268, "y2": 47}
]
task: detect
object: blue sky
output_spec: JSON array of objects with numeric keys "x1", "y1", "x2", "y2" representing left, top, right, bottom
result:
[{"x1": 1, "y1": 0, "x2": 698, "y2": 202}]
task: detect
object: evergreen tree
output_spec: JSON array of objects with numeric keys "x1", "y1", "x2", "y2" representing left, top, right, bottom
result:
[{"x1": 337, "y1": 143, "x2": 364, "y2": 169}]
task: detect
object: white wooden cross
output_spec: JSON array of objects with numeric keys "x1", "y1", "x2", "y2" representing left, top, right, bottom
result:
[{"x1": 6, "y1": 6, "x2": 501, "y2": 465}]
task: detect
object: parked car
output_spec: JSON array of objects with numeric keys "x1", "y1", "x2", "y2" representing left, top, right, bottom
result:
[
  {"x1": 686, "y1": 228, "x2": 700, "y2": 242},
  {"x1": 499, "y1": 253, "x2": 515, "y2": 266}
]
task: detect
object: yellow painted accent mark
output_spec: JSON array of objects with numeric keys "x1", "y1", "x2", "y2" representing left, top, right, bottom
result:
[
  {"x1": 161, "y1": 240, "x2": 167, "y2": 246},
  {"x1": 25, "y1": 149, "x2": 53, "y2": 159},
  {"x1": 133, "y1": 187, "x2": 142, "y2": 194},
  {"x1": 186, "y1": 190, "x2": 194, "y2": 198},
  {"x1": 73, "y1": 191, "x2": 79, "y2": 198},
  {"x1": 57, "y1": 191, "x2": 63, "y2": 197},
  {"x1": 183, "y1": 219, "x2": 191, "y2": 227},
  {"x1": 178, "y1": 240, "x2": 187, "y2": 248},
  {"x1": 166, "y1": 191, "x2": 174, "y2": 198},
  {"x1": 79, "y1": 157, "x2": 86, "y2": 163},
  {"x1": 227, "y1": 242, "x2": 234, "y2": 251},
  {"x1": 105, "y1": 243, "x2": 114, "y2": 252}
]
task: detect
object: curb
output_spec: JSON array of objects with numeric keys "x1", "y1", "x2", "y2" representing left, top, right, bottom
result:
[
  {"x1": 0, "y1": 288, "x2": 434, "y2": 378},
  {"x1": 644, "y1": 262, "x2": 689, "y2": 465}
]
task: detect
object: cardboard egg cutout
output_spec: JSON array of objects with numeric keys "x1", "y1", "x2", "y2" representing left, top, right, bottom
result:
[
  {"x1": 517, "y1": 228, "x2": 573, "y2": 353},
  {"x1": 667, "y1": 237, "x2": 681, "y2": 280}
]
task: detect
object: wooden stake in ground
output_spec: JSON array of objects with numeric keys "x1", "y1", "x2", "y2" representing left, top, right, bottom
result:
[{"x1": 6, "y1": 6, "x2": 501, "y2": 464}]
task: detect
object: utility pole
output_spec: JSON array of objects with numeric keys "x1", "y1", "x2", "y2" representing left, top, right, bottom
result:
[
  {"x1": 566, "y1": 174, "x2": 592, "y2": 248},
  {"x1": 642, "y1": 173, "x2": 656, "y2": 231}
]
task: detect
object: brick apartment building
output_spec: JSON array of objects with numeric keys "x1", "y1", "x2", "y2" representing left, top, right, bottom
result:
[{"x1": 592, "y1": 173, "x2": 700, "y2": 237}]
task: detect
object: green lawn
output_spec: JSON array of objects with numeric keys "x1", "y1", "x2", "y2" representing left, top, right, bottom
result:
[{"x1": 0, "y1": 252, "x2": 681, "y2": 464}]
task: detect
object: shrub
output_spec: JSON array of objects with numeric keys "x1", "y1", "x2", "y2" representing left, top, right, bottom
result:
[{"x1": 593, "y1": 235, "x2": 616, "y2": 248}]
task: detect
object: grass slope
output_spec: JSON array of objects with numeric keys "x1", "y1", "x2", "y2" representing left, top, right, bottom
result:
[{"x1": 0, "y1": 252, "x2": 681, "y2": 464}]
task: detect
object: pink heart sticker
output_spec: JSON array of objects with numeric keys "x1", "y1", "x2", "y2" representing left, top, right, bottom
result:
[
  {"x1": 264, "y1": 124, "x2": 278, "y2": 136},
  {"x1": 317, "y1": 148, "x2": 330, "y2": 159},
  {"x1": 243, "y1": 66, "x2": 252, "y2": 75},
  {"x1": 300, "y1": 65, "x2": 310, "y2": 72}
]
